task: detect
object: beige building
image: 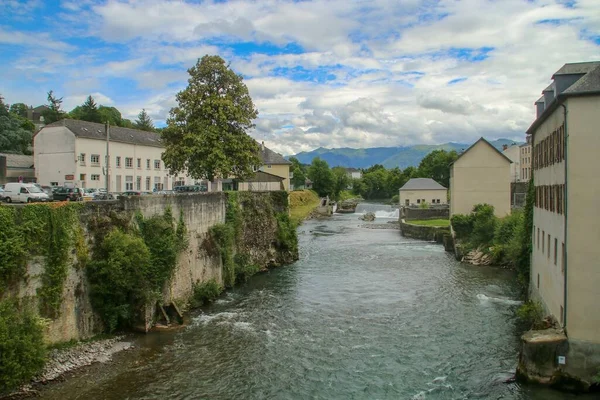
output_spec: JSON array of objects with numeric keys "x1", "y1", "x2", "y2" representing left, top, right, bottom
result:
[
  {"x1": 519, "y1": 135, "x2": 532, "y2": 181},
  {"x1": 449, "y1": 137, "x2": 512, "y2": 217},
  {"x1": 399, "y1": 178, "x2": 447, "y2": 206},
  {"x1": 527, "y1": 61, "x2": 600, "y2": 356},
  {"x1": 0, "y1": 153, "x2": 35, "y2": 185},
  {"x1": 255, "y1": 143, "x2": 292, "y2": 191},
  {"x1": 502, "y1": 144, "x2": 521, "y2": 182}
]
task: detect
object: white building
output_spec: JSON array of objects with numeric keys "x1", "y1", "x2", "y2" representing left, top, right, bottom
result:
[
  {"x1": 399, "y1": 178, "x2": 447, "y2": 206},
  {"x1": 34, "y1": 119, "x2": 202, "y2": 191},
  {"x1": 501, "y1": 144, "x2": 521, "y2": 182}
]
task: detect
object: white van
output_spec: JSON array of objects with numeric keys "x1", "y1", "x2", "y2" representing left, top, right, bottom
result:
[{"x1": 3, "y1": 183, "x2": 50, "y2": 203}]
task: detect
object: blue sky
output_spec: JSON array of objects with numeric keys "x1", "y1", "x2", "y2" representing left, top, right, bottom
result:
[{"x1": 1, "y1": 0, "x2": 599, "y2": 155}]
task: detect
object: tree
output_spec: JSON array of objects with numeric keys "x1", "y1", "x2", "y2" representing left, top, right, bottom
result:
[
  {"x1": 0, "y1": 95, "x2": 8, "y2": 117},
  {"x1": 134, "y1": 109, "x2": 154, "y2": 131},
  {"x1": 289, "y1": 156, "x2": 307, "y2": 188},
  {"x1": 416, "y1": 149, "x2": 458, "y2": 188},
  {"x1": 331, "y1": 166, "x2": 350, "y2": 200},
  {"x1": 8, "y1": 103, "x2": 28, "y2": 118},
  {"x1": 0, "y1": 95, "x2": 33, "y2": 154},
  {"x1": 98, "y1": 106, "x2": 123, "y2": 126},
  {"x1": 41, "y1": 90, "x2": 66, "y2": 124},
  {"x1": 162, "y1": 55, "x2": 260, "y2": 181},
  {"x1": 307, "y1": 157, "x2": 334, "y2": 197},
  {"x1": 70, "y1": 95, "x2": 101, "y2": 123},
  {"x1": 385, "y1": 167, "x2": 406, "y2": 198}
]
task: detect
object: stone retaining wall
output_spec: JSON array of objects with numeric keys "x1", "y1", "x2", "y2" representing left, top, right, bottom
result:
[
  {"x1": 400, "y1": 220, "x2": 449, "y2": 243},
  {"x1": 403, "y1": 207, "x2": 450, "y2": 221}
]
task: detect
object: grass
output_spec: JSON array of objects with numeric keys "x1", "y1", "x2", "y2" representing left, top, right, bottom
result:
[
  {"x1": 407, "y1": 219, "x2": 450, "y2": 227},
  {"x1": 289, "y1": 190, "x2": 321, "y2": 226}
]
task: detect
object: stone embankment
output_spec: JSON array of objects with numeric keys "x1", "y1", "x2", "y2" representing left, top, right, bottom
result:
[
  {"x1": 460, "y1": 248, "x2": 494, "y2": 266},
  {"x1": 400, "y1": 220, "x2": 449, "y2": 243}
]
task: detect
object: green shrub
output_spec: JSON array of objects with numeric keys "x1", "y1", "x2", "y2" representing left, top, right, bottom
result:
[
  {"x1": 450, "y1": 213, "x2": 473, "y2": 239},
  {"x1": 0, "y1": 299, "x2": 47, "y2": 393},
  {"x1": 87, "y1": 229, "x2": 153, "y2": 332},
  {"x1": 0, "y1": 207, "x2": 26, "y2": 289},
  {"x1": 390, "y1": 194, "x2": 399, "y2": 204},
  {"x1": 419, "y1": 201, "x2": 429, "y2": 209},
  {"x1": 275, "y1": 212, "x2": 298, "y2": 254},
  {"x1": 495, "y1": 211, "x2": 523, "y2": 246},
  {"x1": 516, "y1": 300, "x2": 545, "y2": 330},
  {"x1": 191, "y1": 279, "x2": 223, "y2": 307},
  {"x1": 470, "y1": 204, "x2": 497, "y2": 247},
  {"x1": 234, "y1": 253, "x2": 261, "y2": 282},
  {"x1": 209, "y1": 224, "x2": 236, "y2": 287}
]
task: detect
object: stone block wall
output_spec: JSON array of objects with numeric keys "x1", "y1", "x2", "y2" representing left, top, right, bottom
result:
[{"x1": 404, "y1": 207, "x2": 449, "y2": 221}]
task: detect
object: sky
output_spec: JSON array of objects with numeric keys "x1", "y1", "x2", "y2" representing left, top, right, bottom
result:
[{"x1": 1, "y1": 0, "x2": 599, "y2": 155}]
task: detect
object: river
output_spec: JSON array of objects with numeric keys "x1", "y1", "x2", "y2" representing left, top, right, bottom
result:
[{"x1": 39, "y1": 208, "x2": 587, "y2": 399}]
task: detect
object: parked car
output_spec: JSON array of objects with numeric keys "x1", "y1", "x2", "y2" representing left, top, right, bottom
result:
[
  {"x1": 93, "y1": 192, "x2": 116, "y2": 201},
  {"x1": 157, "y1": 190, "x2": 175, "y2": 195},
  {"x1": 117, "y1": 191, "x2": 142, "y2": 199},
  {"x1": 52, "y1": 187, "x2": 84, "y2": 202},
  {"x1": 174, "y1": 185, "x2": 208, "y2": 193},
  {"x1": 0, "y1": 187, "x2": 6, "y2": 201},
  {"x1": 40, "y1": 186, "x2": 54, "y2": 201},
  {"x1": 3, "y1": 183, "x2": 50, "y2": 203}
]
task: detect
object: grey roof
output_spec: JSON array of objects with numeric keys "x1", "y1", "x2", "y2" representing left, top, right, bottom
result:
[
  {"x1": 451, "y1": 137, "x2": 513, "y2": 166},
  {"x1": 542, "y1": 84, "x2": 554, "y2": 92},
  {"x1": 535, "y1": 96, "x2": 545, "y2": 104},
  {"x1": 552, "y1": 61, "x2": 600, "y2": 77},
  {"x1": 562, "y1": 65, "x2": 600, "y2": 95},
  {"x1": 258, "y1": 143, "x2": 291, "y2": 165},
  {"x1": 46, "y1": 119, "x2": 163, "y2": 147},
  {"x1": 400, "y1": 178, "x2": 447, "y2": 191},
  {"x1": 0, "y1": 153, "x2": 34, "y2": 168}
]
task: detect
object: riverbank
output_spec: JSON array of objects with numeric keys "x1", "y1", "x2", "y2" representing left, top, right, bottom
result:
[{"x1": 289, "y1": 190, "x2": 321, "y2": 225}]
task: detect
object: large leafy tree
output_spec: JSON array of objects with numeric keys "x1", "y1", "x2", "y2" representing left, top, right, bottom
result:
[
  {"x1": 289, "y1": 156, "x2": 307, "y2": 188},
  {"x1": 41, "y1": 90, "x2": 66, "y2": 124},
  {"x1": 8, "y1": 103, "x2": 28, "y2": 118},
  {"x1": 416, "y1": 149, "x2": 458, "y2": 188},
  {"x1": 0, "y1": 95, "x2": 33, "y2": 154},
  {"x1": 70, "y1": 95, "x2": 101, "y2": 123},
  {"x1": 307, "y1": 157, "x2": 334, "y2": 197},
  {"x1": 331, "y1": 166, "x2": 350, "y2": 200},
  {"x1": 162, "y1": 55, "x2": 260, "y2": 181},
  {"x1": 98, "y1": 106, "x2": 123, "y2": 126},
  {"x1": 134, "y1": 109, "x2": 154, "y2": 131}
]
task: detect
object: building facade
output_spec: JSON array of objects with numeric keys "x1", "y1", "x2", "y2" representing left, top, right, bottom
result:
[
  {"x1": 519, "y1": 135, "x2": 532, "y2": 181},
  {"x1": 0, "y1": 153, "x2": 35, "y2": 185},
  {"x1": 527, "y1": 61, "x2": 600, "y2": 357},
  {"x1": 449, "y1": 138, "x2": 512, "y2": 217},
  {"x1": 399, "y1": 178, "x2": 447, "y2": 206},
  {"x1": 256, "y1": 142, "x2": 292, "y2": 191},
  {"x1": 502, "y1": 144, "x2": 521, "y2": 182}
]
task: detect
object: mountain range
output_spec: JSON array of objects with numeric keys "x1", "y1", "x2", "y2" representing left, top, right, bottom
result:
[{"x1": 288, "y1": 139, "x2": 520, "y2": 169}]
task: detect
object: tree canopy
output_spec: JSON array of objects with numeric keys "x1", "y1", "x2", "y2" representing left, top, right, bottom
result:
[
  {"x1": 70, "y1": 95, "x2": 101, "y2": 123},
  {"x1": 0, "y1": 95, "x2": 33, "y2": 155},
  {"x1": 41, "y1": 91, "x2": 66, "y2": 124},
  {"x1": 416, "y1": 149, "x2": 458, "y2": 188},
  {"x1": 289, "y1": 156, "x2": 307, "y2": 188},
  {"x1": 307, "y1": 157, "x2": 334, "y2": 197},
  {"x1": 161, "y1": 55, "x2": 260, "y2": 181},
  {"x1": 134, "y1": 109, "x2": 154, "y2": 131}
]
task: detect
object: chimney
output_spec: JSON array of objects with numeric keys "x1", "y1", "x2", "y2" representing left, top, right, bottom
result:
[
  {"x1": 502, "y1": 144, "x2": 508, "y2": 151},
  {"x1": 261, "y1": 141, "x2": 264, "y2": 151}
]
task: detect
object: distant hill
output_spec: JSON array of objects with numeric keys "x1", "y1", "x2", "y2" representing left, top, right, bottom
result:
[{"x1": 289, "y1": 139, "x2": 519, "y2": 169}]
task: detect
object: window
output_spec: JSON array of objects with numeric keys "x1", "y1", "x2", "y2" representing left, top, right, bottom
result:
[
  {"x1": 154, "y1": 176, "x2": 162, "y2": 191},
  {"x1": 154, "y1": 160, "x2": 161, "y2": 170},
  {"x1": 432, "y1": 199, "x2": 435, "y2": 203},
  {"x1": 79, "y1": 153, "x2": 86, "y2": 165},
  {"x1": 91, "y1": 174, "x2": 100, "y2": 181},
  {"x1": 50, "y1": 182, "x2": 58, "y2": 186},
  {"x1": 91, "y1": 154, "x2": 100, "y2": 165},
  {"x1": 125, "y1": 176, "x2": 133, "y2": 191},
  {"x1": 137, "y1": 158, "x2": 141, "y2": 168},
  {"x1": 561, "y1": 243, "x2": 565, "y2": 274},
  {"x1": 405, "y1": 199, "x2": 409, "y2": 206},
  {"x1": 136, "y1": 176, "x2": 141, "y2": 191},
  {"x1": 547, "y1": 234, "x2": 550, "y2": 259},
  {"x1": 542, "y1": 231, "x2": 545, "y2": 253},
  {"x1": 537, "y1": 273, "x2": 540, "y2": 289},
  {"x1": 116, "y1": 156, "x2": 121, "y2": 168},
  {"x1": 537, "y1": 228, "x2": 540, "y2": 249},
  {"x1": 146, "y1": 177, "x2": 151, "y2": 191},
  {"x1": 554, "y1": 238, "x2": 558, "y2": 265},
  {"x1": 20, "y1": 187, "x2": 28, "y2": 194},
  {"x1": 146, "y1": 159, "x2": 151, "y2": 169},
  {"x1": 80, "y1": 174, "x2": 86, "y2": 181},
  {"x1": 125, "y1": 157, "x2": 133, "y2": 168},
  {"x1": 267, "y1": 165, "x2": 272, "y2": 168},
  {"x1": 417, "y1": 199, "x2": 421, "y2": 204}
]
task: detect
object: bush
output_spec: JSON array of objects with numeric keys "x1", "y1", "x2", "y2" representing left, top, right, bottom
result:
[
  {"x1": 191, "y1": 279, "x2": 223, "y2": 307},
  {"x1": 234, "y1": 253, "x2": 261, "y2": 282},
  {"x1": 275, "y1": 212, "x2": 298, "y2": 254},
  {"x1": 516, "y1": 300, "x2": 545, "y2": 330},
  {"x1": 419, "y1": 201, "x2": 429, "y2": 209},
  {"x1": 470, "y1": 204, "x2": 497, "y2": 247},
  {"x1": 451, "y1": 213, "x2": 473, "y2": 239},
  {"x1": 0, "y1": 299, "x2": 47, "y2": 393},
  {"x1": 209, "y1": 224, "x2": 236, "y2": 287},
  {"x1": 0, "y1": 207, "x2": 26, "y2": 289},
  {"x1": 87, "y1": 229, "x2": 153, "y2": 332},
  {"x1": 390, "y1": 194, "x2": 399, "y2": 205}
]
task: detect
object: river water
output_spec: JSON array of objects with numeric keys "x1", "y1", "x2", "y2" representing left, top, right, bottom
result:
[{"x1": 39, "y1": 209, "x2": 587, "y2": 399}]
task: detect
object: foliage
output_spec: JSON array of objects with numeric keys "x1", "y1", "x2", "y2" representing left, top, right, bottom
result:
[
  {"x1": 98, "y1": 106, "x2": 123, "y2": 126},
  {"x1": 450, "y1": 213, "x2": 474, "y2": 239},
  {"x1": 8, "y1": 102, "x2": 28, "y2": 118},
  {"x1": 134, "y1": 109, "x2": 154, "y2": 131},
  {"x1": 339, "y1": 190, "x2": 360, "y2": 202},
  {"x1": 492, "y1": 211, "x2": 524, "y2": 264},
  {"x1": 307, "y1": 157, "x2": 334, "y2": 197},
  {"x1": 209, "y1": 223, "x2": 236, "y2": 287},
  {"x1": 516, "y1": 300, "x2": 545, "y2": 330},
  {"x1": 0, "y1": 97, "x2": 33, "y2": 154},
  {"x1": 162, "y1": 55, "x2": 260, "y2": 181},
  {"x1": 0, "y1": 299, "x2": 47, "y2": 393},
  {"x1": 41, "y1": 90, "x2": 66, "y2": 124},
  {"x1": 289, "y1": 190, "x2": 321, "y2": 225},
  {"x1": 470, "y1": 204, "x2": 497, "y2": 248},
  {"x1": 409, "y1": 219, "x2": 450, "y2": 227},
  {"x1": 331, "y1": 166, "x2": 350, "y2": 200},
  {"x1": 69, "y1": 95, "x2": 101, "y2": 123},
  {"x1": 233, "y1": 253, "x2": 261, "y2": 283},
  {"x1": 515, "y1": 178, "x2": 535, "y2": 292},
  {"x1": 191, "y1": 279, "x2": 223, "y2": 307},
  {"x1": 87, "y1": 229, "x2": 153, "y2": 332},
  {"x1": 416, "y1": 149, "x2": 458, "y2": 188},
  {"x1": 0, "y1": 206, "x2": 26, "y2": 290},
  {"x1": 289, "y1": 156, "x2": 307, "y2": 188},
  {"x1": 275, "y1": 212, "x2": 298, "y2": 254},
  {"x1": 419, "y1": 201, "x2": 429, "y2": 209}
]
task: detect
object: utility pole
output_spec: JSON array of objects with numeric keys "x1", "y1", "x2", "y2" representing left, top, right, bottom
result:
[{"x1": 105, "y1": 122, "x2": 110, "y2": 192}]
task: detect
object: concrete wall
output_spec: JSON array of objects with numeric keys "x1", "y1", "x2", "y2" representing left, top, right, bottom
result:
[
  {"x1": 404, "y1": 207, "x2": 449, "y2": 221},
  {"x1": 34, "y1": 126, "x2": 77, "y2": 186},
  {"x1": 450, "y1": 140, "x2": 511, "y2": 217},
  {"x1": 399, "y1": 189, "x2": 447, "y2": 206},
  {"x1": 503, "y1": 145, "x2": 521, "y2": 182},
  {"x1": 564, "y1": 96, "x2": 600, "y2": 343}
]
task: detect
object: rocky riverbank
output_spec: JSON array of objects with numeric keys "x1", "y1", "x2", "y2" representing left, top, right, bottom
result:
[{"x1": 3, "y1": 337, "x2": 133, "y2": 399}]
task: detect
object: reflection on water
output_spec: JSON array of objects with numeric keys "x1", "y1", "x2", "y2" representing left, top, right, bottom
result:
[{"x1": 38, "y1": 211, "x2": 592, "y2": 400}]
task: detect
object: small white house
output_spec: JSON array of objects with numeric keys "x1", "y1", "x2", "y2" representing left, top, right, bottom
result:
[{"x1": 399, "y1": 178, "x2": 447, "y2": 206}]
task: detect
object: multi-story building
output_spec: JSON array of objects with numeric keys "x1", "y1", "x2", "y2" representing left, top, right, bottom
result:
[
  {"x1": 526, "y1": 61, "x2": 600, "y2": 381},
  {"x1": 34, "y1": 119, "x2": 290, "y2": 192},
  {"x1": 449, "y1": 137, "x2": 512, "y2": 217},
  {"x1": 501, "y1": 143, "x2": 521, "y2": 182},
  {"x1": 519, "y1": 135, "x2": 532, "y2": 181}
]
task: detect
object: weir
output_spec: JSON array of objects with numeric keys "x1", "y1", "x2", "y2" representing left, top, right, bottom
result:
[{"x1": 354, "y1": 203, "x2": 399, "y2": 219}]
